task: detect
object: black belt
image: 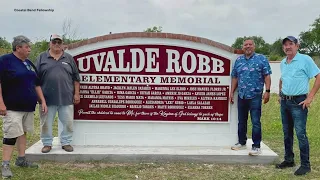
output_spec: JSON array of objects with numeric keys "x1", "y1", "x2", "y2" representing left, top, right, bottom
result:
[{"x1": 281, "y1": 93, "x2": 307, "y2": 100}]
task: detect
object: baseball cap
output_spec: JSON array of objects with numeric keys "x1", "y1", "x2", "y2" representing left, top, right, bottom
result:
[
  {"x1": 50, "y1": 34, "x2": 63, "y2": 41},
  {"x1": 282, "y1": 36, "x2": 298, "y2": 44}
]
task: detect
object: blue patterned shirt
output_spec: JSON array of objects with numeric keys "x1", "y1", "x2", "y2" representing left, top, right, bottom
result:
[{"x1": 231, "y1": 53, "x2": 272, "y2": 99}]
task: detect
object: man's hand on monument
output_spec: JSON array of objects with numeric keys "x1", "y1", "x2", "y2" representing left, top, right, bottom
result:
[
  {"x1": 263, "y1": 92, "x2": 270, "y2": 104},
  {"x1": 74, "y1": 94, "x2": 80, "y2": 105}
]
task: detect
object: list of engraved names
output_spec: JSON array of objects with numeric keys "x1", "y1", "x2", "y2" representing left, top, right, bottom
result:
[{"x1": 76, "y1": 84, "x2": 229, "y2": 121}]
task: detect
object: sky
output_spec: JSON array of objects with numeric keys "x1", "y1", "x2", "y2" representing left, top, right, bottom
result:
[{"x1": 1, "y1": 0, "x2": 319, "y2": 46}]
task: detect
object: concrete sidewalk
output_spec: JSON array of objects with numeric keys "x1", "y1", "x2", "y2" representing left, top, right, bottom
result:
[{"x1": 26, "y1": 138, "x2": 278, "y2": 164}]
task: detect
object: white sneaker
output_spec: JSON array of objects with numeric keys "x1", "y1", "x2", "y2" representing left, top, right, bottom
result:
[
  {"x1": 231, "y1": 143, "x2": 246, "y2": 150},
  {"x1": 248, "y1": 147, "x2": 261, "y2": 156},
  {"x1": 2, "y1": 164, "x2": 13, "y2": 178}
]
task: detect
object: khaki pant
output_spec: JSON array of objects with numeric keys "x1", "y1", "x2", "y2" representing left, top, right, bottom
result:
[{"x1": 2, "y1": 110, "x2": 34, "y2": 138}]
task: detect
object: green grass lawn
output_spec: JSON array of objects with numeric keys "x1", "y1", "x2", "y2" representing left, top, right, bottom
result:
[{"x1": 1, "y1": 84, "x2": 320, "y2": 179}]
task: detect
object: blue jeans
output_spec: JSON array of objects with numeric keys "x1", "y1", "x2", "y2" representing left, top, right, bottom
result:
[
  {"x1": 40, "y1": 105, "x2": 74, "y2": 146},
  {"x1": 280, "y1": 95, "x2": 310, "y2": 168},
  {"x1": 237, "y1": 94, "x2": 262, "y2": 148}
]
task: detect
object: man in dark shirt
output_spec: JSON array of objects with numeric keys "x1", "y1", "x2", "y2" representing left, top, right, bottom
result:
[
  {"x1": 0, "y1": 35, "x2": 47, "y2": 178},
  {"x1": 230, "y1": 38, "x2": 272, "y2": 156},
  {"x1": 36, "y1": 34, "x2": 80, "y2": 153}
]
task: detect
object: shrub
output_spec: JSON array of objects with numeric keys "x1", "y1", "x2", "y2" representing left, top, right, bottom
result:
[{"x1": 268, "y1": 54, "x2": 282, "y2": 61}]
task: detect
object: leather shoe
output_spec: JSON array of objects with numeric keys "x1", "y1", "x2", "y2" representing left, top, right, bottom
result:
[
  {"x1": 41, "y1": 146, "x2": 52, "y2": 153},
  {"x1": 62, "y1": 145, "x2": 74, "y2": 152}
]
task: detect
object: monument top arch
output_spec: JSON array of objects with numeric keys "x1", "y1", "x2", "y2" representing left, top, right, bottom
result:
[{"x1": 67, "y1": 32, "x2": 235, "y2": 53}]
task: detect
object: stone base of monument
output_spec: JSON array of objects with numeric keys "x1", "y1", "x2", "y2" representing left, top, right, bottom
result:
[{"x1": 26, "y1": 137, "x2": 278, "y2": 164}]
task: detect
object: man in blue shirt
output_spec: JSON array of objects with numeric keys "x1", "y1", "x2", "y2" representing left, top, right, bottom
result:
[
  {"x1": 275, "y1": 36, "x2": 320, "y2": 176},
  {"x1": 230, "y1": 39, "x2": 272, "y2": 156},
  {"x1": 0, "y1": 35, "x2": 48, "y2": 178}
]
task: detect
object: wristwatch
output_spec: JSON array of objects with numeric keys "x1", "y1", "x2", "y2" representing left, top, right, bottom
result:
[{"x1": 266, "y1": 89, "x2": 270, "y2": 93}]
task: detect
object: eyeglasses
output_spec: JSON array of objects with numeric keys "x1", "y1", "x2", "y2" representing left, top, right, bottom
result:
[
  {"x1": 51, "y1": 40, "x2": 62, "y2": 45},
  {"x1": 23, "y1": 61, "x2": 31, "y2": 71}
]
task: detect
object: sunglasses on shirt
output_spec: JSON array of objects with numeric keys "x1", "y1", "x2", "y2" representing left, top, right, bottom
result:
[{"x1": 23, "y1": 61, "x2": 31, "y2": 71}]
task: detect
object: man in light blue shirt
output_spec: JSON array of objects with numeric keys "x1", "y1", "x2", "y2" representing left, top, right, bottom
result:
[{"x1": 276, "y1": 36, "x2": 320, "y2": 176}]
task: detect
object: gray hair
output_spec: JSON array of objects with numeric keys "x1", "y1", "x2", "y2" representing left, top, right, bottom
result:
[
  {"x1": 243, "y1": 38, "x2": 255, "y2": 46},
  {"x1": 12, "y1": 35, "x2": 31, "y2": 51}
]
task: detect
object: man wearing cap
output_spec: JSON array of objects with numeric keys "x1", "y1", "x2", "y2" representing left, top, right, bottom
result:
[
  {"x1": 35, "y1": 34, "x2": 80, "y2": 153},
  {"x1": 276, "y1": 36, "x2": 320, "y2": 176},
  {"x1": 230, "y1": 38, "x2": 272, "y2": 156},
  {"x1": 0, "y1": 35, "x2": 48, "y2": 178}
]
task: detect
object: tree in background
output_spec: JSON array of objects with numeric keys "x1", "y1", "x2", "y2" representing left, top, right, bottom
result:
[
  {"x1": 28, "y1": 18, "x2": 85, "y2": 62},
  {"x1": 144, "y1": 26, "x2": 162, "y2": 32},
  {"x1": 62, "y1": 18, "x2": 83, "y2": 44},
  {"x1": 299, "y1": 16, "x2": 320, "y2": 56},
  {"x1": 268, "y1": 38, "x2": 286, "y2": 61},
  {"x1": 269, "y1": 38, "x2": 285, "y2": 57},
  {"x1": 0, "y1": 48, "x2": 10, "y2": 56},
  {"x1": 28, "y1": 40, "x2": 49, "y2": 63},
  {"x1": 231, "y1": 36, "x2": 271, "y2": 55},
  {"x1": 0, "y1": 37, "x2": 11, "y2": 49},
  {"x1": 0, "y1": 37, "x2": 11, "y2": 56}
]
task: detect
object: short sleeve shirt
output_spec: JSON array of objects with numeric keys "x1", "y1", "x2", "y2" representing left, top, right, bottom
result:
[
  {"x1": 231, "y1": 53, "x2": 272, "y2": 99},
  {"x1": 0, "y1": 53, "x2": 39, "y2": 112},
  {"x1": 280, "y1": 53, "x2": 320, "y2": 95},
  {"x1": 35, "y1": 50, "x2": 80, "y2": 106}
]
